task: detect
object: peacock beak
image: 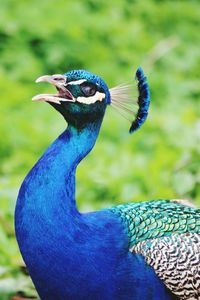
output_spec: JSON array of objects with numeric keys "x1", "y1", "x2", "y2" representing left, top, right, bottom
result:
[{"x1": 32, "y1": 74, "x2": 75, "y2": 104}]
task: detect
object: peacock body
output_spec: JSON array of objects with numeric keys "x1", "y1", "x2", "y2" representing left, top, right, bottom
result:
[{"x1": 15, "y1": 68, "x2": 200, "y2": 300}]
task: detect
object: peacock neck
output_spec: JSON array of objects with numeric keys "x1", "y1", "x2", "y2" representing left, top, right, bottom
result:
[{"x1": 16, "y1": 116, "x2": 104, "y2": 222}]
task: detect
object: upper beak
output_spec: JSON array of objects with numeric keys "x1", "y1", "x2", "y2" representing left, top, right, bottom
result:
[{"x1": 32, "y1": 74, "x2": 75, "y2": 104}]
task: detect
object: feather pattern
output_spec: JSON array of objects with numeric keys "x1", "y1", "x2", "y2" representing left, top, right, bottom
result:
[
  {"x1": 133, "y1": 233, "x2": 200, "y2": 300},
  {"x1": 109, "y1": 200, "x2": 200, "y2": 299},
  {"x1": 109, "y1": 67, "x2": 150, "y2": 133}
]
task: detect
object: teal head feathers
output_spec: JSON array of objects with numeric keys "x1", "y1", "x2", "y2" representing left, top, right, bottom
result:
[{"x1": 32, "y1": 68, "x2": 150, "y2": 132}]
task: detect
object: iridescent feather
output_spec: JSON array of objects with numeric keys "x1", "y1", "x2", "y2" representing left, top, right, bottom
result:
[
  {"x1": 109, "y1": 67, "x2": 150, "y2": 133},
  {"x1": 109, "y1": 199, "x2": 200, "y2": 300}
]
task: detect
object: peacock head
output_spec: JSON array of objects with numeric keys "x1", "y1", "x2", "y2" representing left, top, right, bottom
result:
[
  {"x1": 32, "y1": 68, "x2": 150, "y2": 133},
  {"x1": 32, "y1": 70, "x2": 110, "y2": 128}
]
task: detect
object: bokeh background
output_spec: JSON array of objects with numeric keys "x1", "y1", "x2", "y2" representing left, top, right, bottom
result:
[{"x1": 0, "y1": 0, "x2": 200, "y2": 299}]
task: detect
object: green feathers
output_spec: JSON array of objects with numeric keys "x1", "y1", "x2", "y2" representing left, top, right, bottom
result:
[
  {"x1": 109, "y1": 200, "x2": 200, "y2": 248},
  {"x1": 109, "y1": 200, "x2": 200, "y2": 299}
]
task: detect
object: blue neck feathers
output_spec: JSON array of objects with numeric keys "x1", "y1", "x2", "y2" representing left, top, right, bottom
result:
[
  {"x1": 15, "y1": 114, "x2": 175, "y2": 300},
  {"x1": 16, "y1": 117, "x2": 103, "y2": 222},
  {"x1": 15, "y1": 116, "x2": 111, "y2": 299}
]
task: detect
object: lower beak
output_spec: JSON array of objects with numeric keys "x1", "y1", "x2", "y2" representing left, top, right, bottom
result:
[{"x1": 32, "y1": 74, "x2": 75, "y2": 104}]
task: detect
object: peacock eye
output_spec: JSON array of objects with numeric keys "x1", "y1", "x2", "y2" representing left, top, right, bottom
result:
[{"x1": 80, "y1": 82, "x2": 97, "y2": 97}]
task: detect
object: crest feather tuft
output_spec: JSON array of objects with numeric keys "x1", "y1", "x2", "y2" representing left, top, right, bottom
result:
[{"x1": 109, "y1": 67, "x2": 150, "y2": 133}]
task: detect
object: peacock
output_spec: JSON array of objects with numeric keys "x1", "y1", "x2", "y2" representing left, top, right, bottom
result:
[{"x1": 15, "y1": 67, "x2": 200, "y2": 300}]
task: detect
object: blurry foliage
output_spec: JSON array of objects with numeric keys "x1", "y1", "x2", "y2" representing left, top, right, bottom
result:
[{"x1": 0, "y1": 0, "x2": 200, "y2": 298}]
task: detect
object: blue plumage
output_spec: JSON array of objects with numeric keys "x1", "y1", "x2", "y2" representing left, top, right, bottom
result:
[
  {"x1": 15, "y1": 126, "x2": 175, "y2": 300},
  {"x1": 15, "y1": 68, "x2": 198, "y2": 300},
  {"x1": 109, "y1": 67, "x2": 150, "y2": 134},
  {"x1": 129, "y1": 67, "x2": 150, "y2": 133}
]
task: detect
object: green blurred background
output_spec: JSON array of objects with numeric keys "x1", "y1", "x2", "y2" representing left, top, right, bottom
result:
[{"x1": 0, "y1": 0, "x2": 200, "y2": 298}]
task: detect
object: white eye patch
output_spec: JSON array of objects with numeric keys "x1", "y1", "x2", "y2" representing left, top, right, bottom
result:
[
  {"x1": 68, "y1": 79, "x2": 87, "y2": 85},
  {"x1": 77, "y1": 91, "x2": 105, "y2": 104}
]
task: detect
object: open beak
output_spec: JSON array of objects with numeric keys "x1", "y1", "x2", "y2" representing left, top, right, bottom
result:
[{"x1": 32, "y1": 74, "x2": 75, "y2": 104}]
